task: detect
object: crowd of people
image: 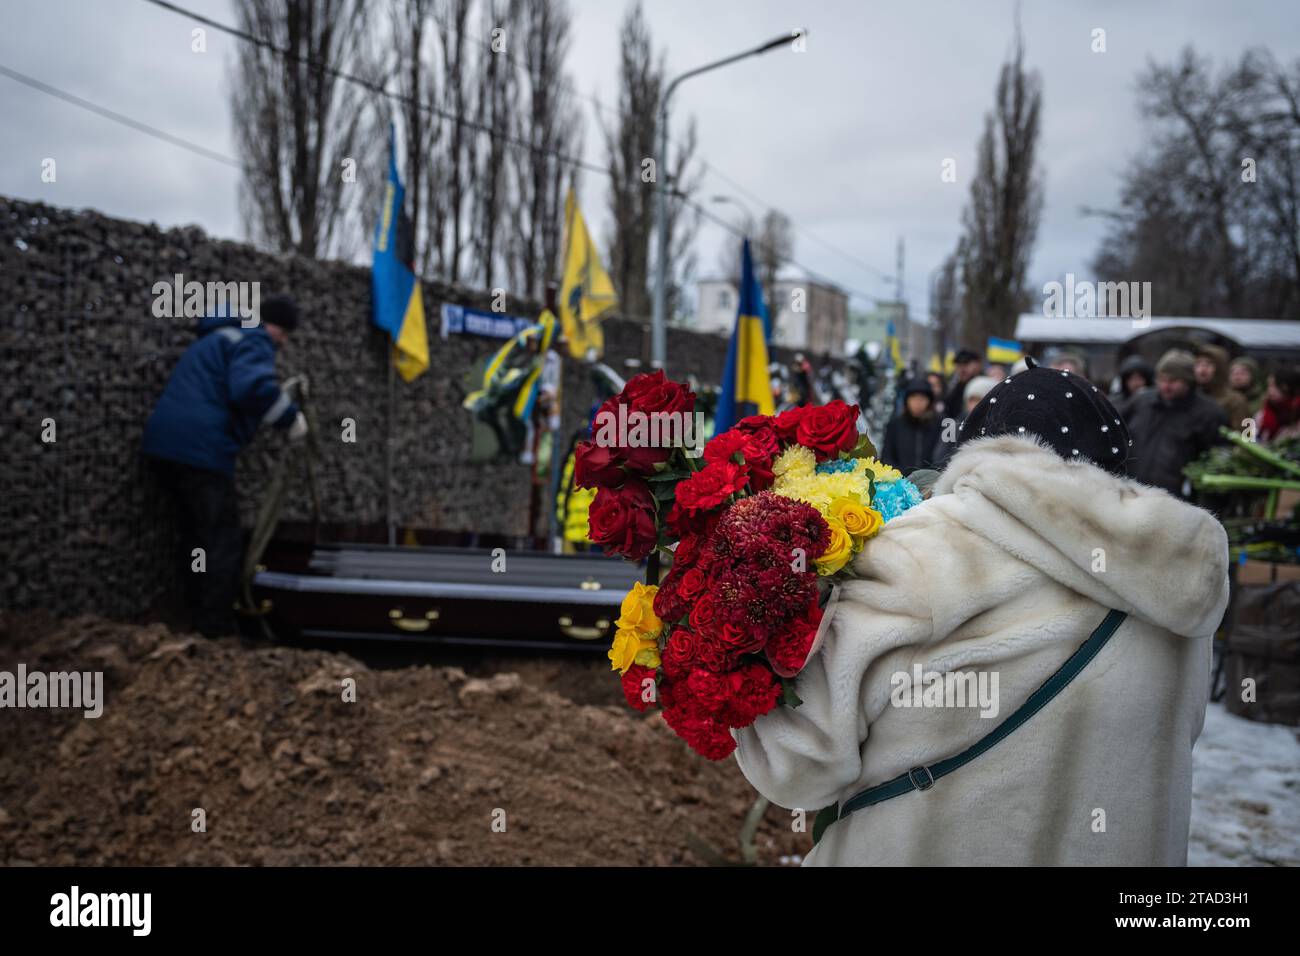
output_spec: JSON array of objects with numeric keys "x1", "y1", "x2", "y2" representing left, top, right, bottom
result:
[{"x1": 877, "y1": 344, "x2": 1300, "y2": 499}]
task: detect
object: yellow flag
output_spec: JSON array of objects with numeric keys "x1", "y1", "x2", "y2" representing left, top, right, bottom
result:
[
  {"x1": 559, "y1": 188, "x2": 618, "y2": 359},
  {"x1": 392, "y1": 279, "x2": 429, "y2": 383}
]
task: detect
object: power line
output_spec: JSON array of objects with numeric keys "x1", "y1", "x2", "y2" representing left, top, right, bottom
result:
[
  {"x1": 142, "y1": 0, "x2": 892, "y2": 304},
  {"x1": 700, "y1": 157, "x2": 917, "y2": 295},
  {"x1": 424, "y1": 6, "x2": 906, "y2": 299},
  {"x1": 0, "y1": 0, "x2": 885, "y2": 306},
  {"x1": 0, "y1": 63, "x2": 244, "y2": 169}
]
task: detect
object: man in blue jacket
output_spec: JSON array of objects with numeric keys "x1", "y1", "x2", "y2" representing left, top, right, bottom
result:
[{"x1": 143, "y1": 294, "x2": 307, "y2": 637}]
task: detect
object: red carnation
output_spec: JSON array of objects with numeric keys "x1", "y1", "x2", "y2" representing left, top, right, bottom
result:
[
  {"x1": 722, "y1": 661, "x2": 783, "y2": 726},
  {"x1": 766, "y1": 600, "x2": 823, "y2": 677},
  {"x1": 674, "y1": 460, "x2": 749, "y2": 513},
  {"x1": 704, "y1": 426, "x2": 778, "y2": 491},
  {"x1": 621, "y1": 664, "x2": 659, "y2": 712},
  {"x1": 588, "y1": 478, "x2": 658, "y2": 560},
  {"x1": 794, "y1": 400, "x2": 861, "y2": 460}
]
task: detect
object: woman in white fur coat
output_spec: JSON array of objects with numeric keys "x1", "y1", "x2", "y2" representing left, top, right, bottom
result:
[{"x1": 732, "y1": 360, "x2": 1230, "y2": 866}]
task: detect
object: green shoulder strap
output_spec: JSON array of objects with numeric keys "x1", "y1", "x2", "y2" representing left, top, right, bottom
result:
[{"x1": 811, "y1": 609, "x2": 1127, "y2": 845}]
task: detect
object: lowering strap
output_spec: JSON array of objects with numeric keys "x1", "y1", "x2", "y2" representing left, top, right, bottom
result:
[{"x1": 812, "y1": 608, "x2": 1128, "y2": 845}]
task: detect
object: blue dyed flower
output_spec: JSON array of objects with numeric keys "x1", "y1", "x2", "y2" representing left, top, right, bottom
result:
[
  {"x1": 873, "y1": 478, "x2": 922, "y2": 523},
  {"x1": 815, "y1": 458, "x2": 857, "y2": 475}
]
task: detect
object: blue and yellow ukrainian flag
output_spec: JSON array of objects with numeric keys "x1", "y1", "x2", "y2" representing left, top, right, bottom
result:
[
  {"x1": 372, "y1": 126, "x2": 429, "y2": 382},
  {"x1": 885, "y1": 319, "x2": 904, "y2": 372},
  {"x1": 986, "y1": 336, "x2": 1023, "y2": 365},
  {"x1": 714, "y1": 239, "x2": 775, "y2": 434}
]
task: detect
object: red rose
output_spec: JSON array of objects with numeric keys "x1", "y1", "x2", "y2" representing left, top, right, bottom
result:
[
  {"x1": 621, "y1": 663, "x2": 659, "y2": 712},
  {"x1": 653, "y1": 566, "x2": 689, "y2": 622},
  {"x1": 573, "y1": 440, "x2": 624, "y2": 490},
  {"x1": 621, "y1": 370, "x2": 696, "y2": 417},
  {"x1": 794, "y1": 400, "x2": 861, "y2": 460},
  {"x1": 717, "y1": 621, "x2": 765, "y2": 658},
  {"x1": 661, "y1": 628, "x2": 697, "y2": 679},
  {"x1": 773, "y1": 405, "x2": 812, "y2": 442},
  {"x1": 587, "y1": 478, "x2": 658, "y2": 560},
  {"x1": 733, "y1": 417, "x2": 782, "y2": 460},
  {"x1": 688, "y1": 591, "x2": 719, "y2": 634},
  {"x1": 678, "y1": 567, "x2": 707, "y2": 602},
  {"x1": 675, "y1": 460, "x2": 749, "y2": 513}
]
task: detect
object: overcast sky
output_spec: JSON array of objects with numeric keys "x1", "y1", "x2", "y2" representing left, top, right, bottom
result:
[{"x1": 2, "y1": 0, "x2": 1298, "y2": 321}]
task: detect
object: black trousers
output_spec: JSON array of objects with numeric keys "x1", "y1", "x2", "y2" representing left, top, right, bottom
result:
[{"x1": 149, "y1": 458, "x2": 242, "y2": 637}]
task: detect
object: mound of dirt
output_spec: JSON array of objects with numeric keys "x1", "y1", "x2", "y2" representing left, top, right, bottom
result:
[{"x1": 0, "y1": 613, "x2": 813, "y2": 866}]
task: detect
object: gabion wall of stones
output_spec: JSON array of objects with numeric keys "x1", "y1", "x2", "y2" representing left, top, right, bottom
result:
[{"x1": 2, "y1": 196, "x2": 836, "y2": 619}]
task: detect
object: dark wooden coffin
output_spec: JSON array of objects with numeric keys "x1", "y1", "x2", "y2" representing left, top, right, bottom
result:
[{"x1": 250, "y1": 532, "x2": 641, "y2": 652}]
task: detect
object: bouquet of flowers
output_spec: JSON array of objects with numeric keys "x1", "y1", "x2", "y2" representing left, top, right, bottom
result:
[{"x1": 574, "y1": 371, "x2": 922, "y2": 759}]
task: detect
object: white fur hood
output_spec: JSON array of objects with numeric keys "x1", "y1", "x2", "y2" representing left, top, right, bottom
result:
[{"x1": 929, "y1": 434, "x2": 1229, "y2": 638}]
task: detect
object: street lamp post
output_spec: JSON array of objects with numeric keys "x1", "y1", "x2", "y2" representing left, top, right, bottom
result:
[{"x1": 650, "y1": 31, "x2": 800, "y2": 369}]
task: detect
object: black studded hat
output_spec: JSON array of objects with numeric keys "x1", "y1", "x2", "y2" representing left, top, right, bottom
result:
[{"x1": 955, "y1": 356, "x2": 1131, "y2": 476}]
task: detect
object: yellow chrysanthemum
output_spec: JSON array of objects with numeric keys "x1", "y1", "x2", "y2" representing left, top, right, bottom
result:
[
  {"x1": 615, "y1": 581, "x2": 662, "y2": 638},
  {"x1": 858, "y1": 457, "x2": 902, "y2": 483},
  {"x1": 815, "y1": 518, "x2": 854, "y2": 575},
  {"x1": 772, "y1": 445, "x2": 816, "y2": 481},
  {"x1": 773, "y1": 471, "x2": 871, "y2": 514}
]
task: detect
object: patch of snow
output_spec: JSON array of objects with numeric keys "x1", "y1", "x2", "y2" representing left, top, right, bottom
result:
[{"x1": 1189, "y1": 701, "x2": 1300, "y2": 866}]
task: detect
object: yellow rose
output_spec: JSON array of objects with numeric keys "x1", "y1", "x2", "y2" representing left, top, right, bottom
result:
[
  {"x1": 633, "y1": 645, "x2": 662, "y2": 669},
  {"x1": 815, "y1": 518, "x2": 854, "y2": 575},
  {"x1": 608, "y1": 627, "x2": 656, "y2": 674},
  {"x1": 831, "y1": 497, "x2": 883, "y2": 543},
  {"x1": 616, "y1": 581, "x2": 662, "y2": 637}
]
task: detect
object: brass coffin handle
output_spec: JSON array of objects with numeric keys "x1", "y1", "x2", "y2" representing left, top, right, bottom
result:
[
  {"x1": 557, "y1": 616, "x2": 610, "y2": 641},
  {"x1": 388, "y1": 608, "x2": 440, "y2": 632}
]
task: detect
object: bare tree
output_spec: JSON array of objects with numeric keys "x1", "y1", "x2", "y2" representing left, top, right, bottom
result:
[
  {"x1": 468, "y1": 0, "x2": 517, "y2": 288},
  {"x1": 506, "y1": 0, "x2": 584, "y2": 301},
  {"x1": 232, "y1": 0, "x2": 378, "y2": 259},
  {"x1": 426, "y1": 0, "x2": 475, "y2": 284},
  {"x1": 755, "y1": 208, "x2": 794, "y2": 316},
  {"x1": 603, "y1": 1, "x2": 660, "y2": 322},
  {"x1": 955, "y1": 25, "x2": 1043, "y2": 346},
  {"x1": 601, "y1": 1, "x2": 703, "y2": 324},
  {"x1": 379, "y1": 0, "x2": 442, "y2": 272},
  {"x1": 1092, "y1": 47, "x2": 1300, "y2": 318},
  {"x1": 929, "y1": 251, "x2": 961, "y2": 360}
]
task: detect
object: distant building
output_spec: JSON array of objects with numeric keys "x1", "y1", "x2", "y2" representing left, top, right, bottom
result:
[{"x1": 694, "y1": 276, "x2": 849, "y2": 357}]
